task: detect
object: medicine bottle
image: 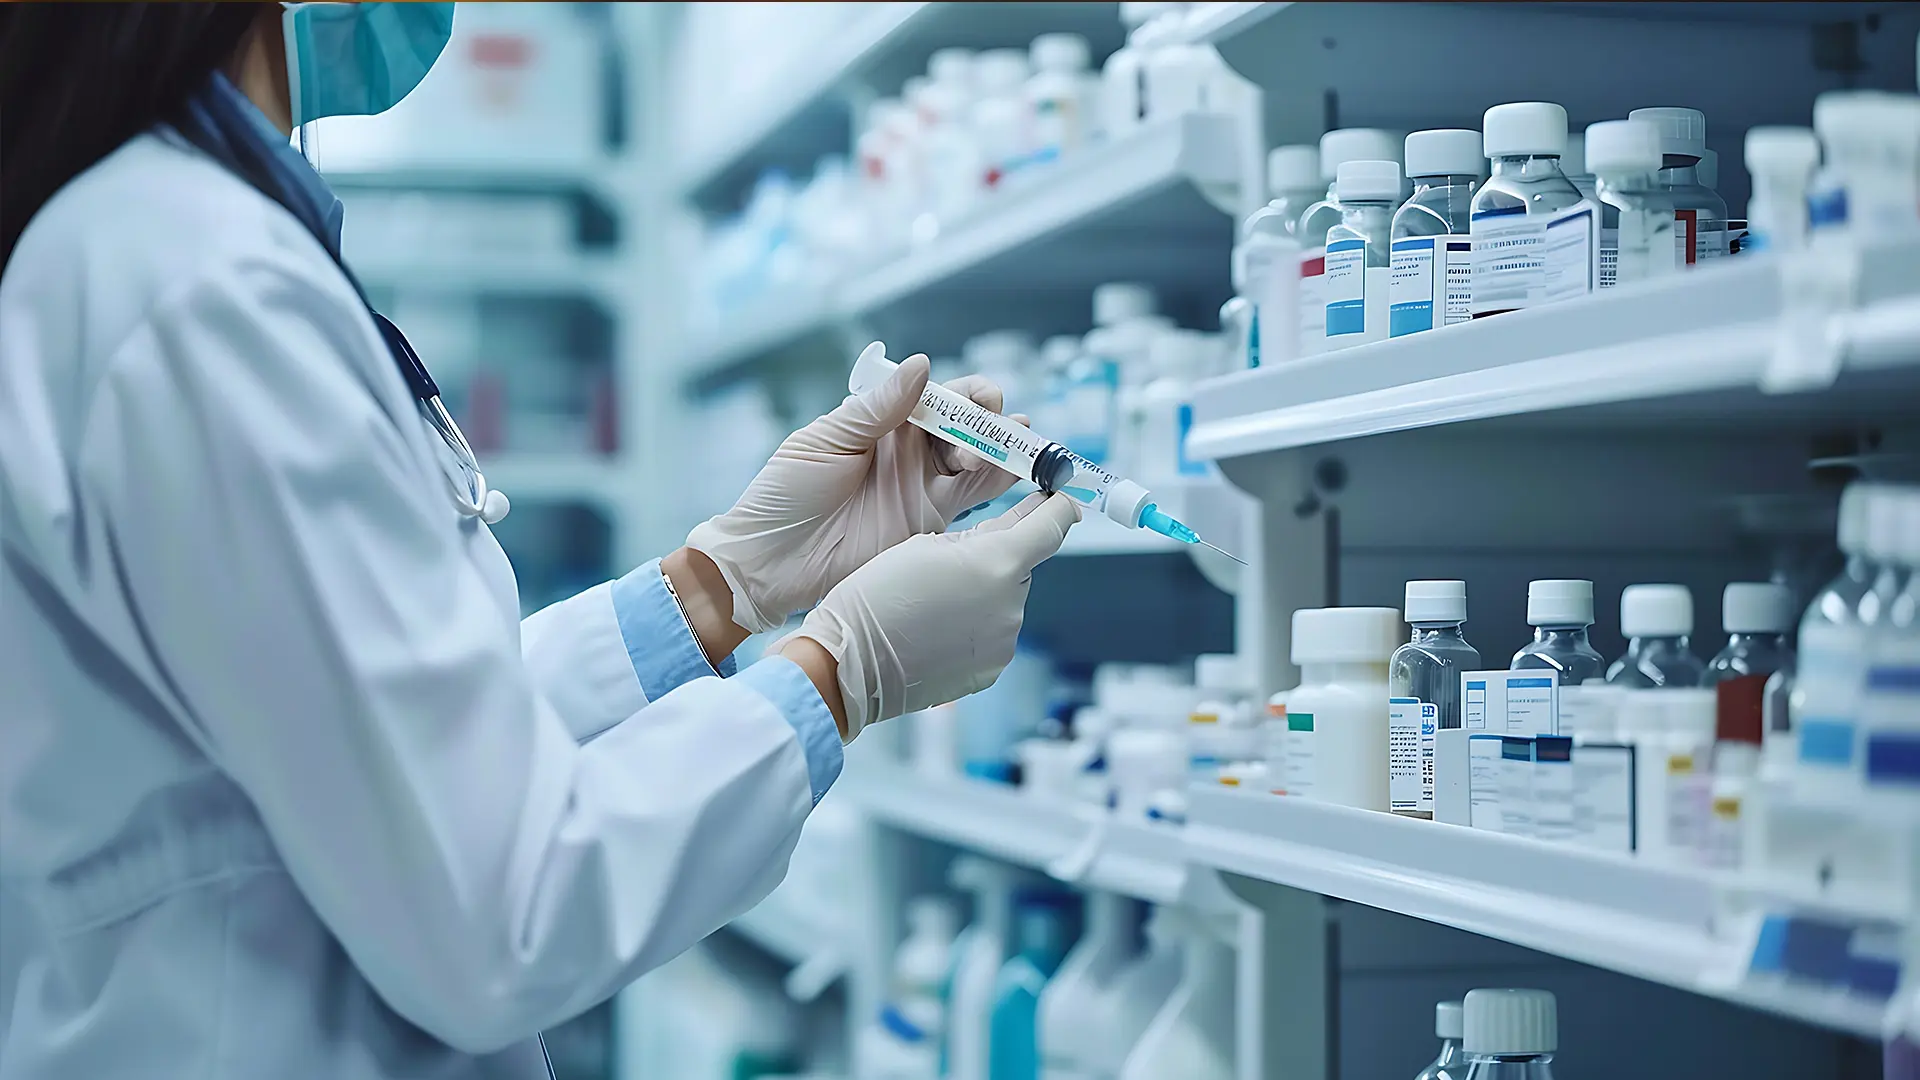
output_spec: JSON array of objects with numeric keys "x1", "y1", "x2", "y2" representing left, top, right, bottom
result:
[
  {"x1": 1607, "y1": 584, "x2": 1705, "y2": 689},
  {"x1": 1390, "y1": 129, "x2": 1481, "y2": 337},
  {"x1": 1627, "y1": 107, "x2": 1728, "y2": 264},
  {"x1": 1297, "y1": 128, "x2": 1400, "y2": 357},
  {"x1": 1323, "y1": 160, "x2": 1401, "y2": 349},
  {"x1": 1511, "y1": 580, "x2": 1606, "y2": 686},
  {"x1": 1390, "y1": 581, "x2": 1481, "y2": 818},
  {"x1": 1742, "y1": 126, "x2": 1820, "y2": 254},
  {"x1": 970, "y1": 49, "x2": 1032, "y2": 190},
  {"x1": 1025, "y1": 34, "x2": 1092, "y2": 168},
  {"x1": 1414, "y1": 1000, "x2": 1469, "y2": 1080},
  {"x1": 1585, "y1": 119, "x2": 1678, "y2": 289},
  {"x1": 1233, "y1": 145, "x2": 1322, "y2": 367},
  {"x1": 1276, "y1": 606, "x2": 1401, "y2": 811},
  {"x1": 1462, "y1": 988, "x2": 1557, "y2": 1080},
  {"x1": 1558, "y1": 132, "x2": 1596, "y2": 201},
  {"x1": 1810, "y1": 91, "x2": 1920, "y2": 237},
  {"x1": 1066, "y1": 283, "x2": 1158, "y2": 468},
  {"x1": 1470, "y1": 102, "x2": 1589, "y2": 318}
]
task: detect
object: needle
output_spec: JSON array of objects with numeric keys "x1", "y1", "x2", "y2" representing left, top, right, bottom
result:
[{"x1": 1194, "y1": 536, "x2": 1247, "y2": 565}]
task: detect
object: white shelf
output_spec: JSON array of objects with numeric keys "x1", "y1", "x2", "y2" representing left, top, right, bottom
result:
[
  {"x1": 1182, "y1": 786, "x2": 1900, "y2": 1040},
  {"x1": 1187, "y1": 240, "x2": 1920, "y2": 461},
  {"x1": 1174, "y1": 2, "x2": 1289, "y2": 45},
  {"x1": 680, "y1": 115, "x2": 1240, "y2": 380},
  {"x1": 481, "y1": 454, "x2": 628, "y2": 509},
  {"x1": 726, "y1": 891, "x2": 851, "y2": 1001},
  {"x1": 354, "y1": 253, "x2": 624, "y2": 301}
]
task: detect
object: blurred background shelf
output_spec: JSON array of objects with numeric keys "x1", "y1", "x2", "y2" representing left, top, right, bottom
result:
[{"x1": 480, "y1": 454, "x2": 630, "y2": 509}]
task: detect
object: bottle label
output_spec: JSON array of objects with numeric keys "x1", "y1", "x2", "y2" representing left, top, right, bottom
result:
[
  {"x1": 1470, "y1": 205, "x2": 1535, "y2": 317},
  {"x1": 1175, "y1": 402, "x2": 1207, "y2": 477},
  {"x1": 1468, "y1": 734, "x2": 1505, "y2": 831},
  {"x1": 1540, "y1": 201, "x2": 1599, "y2": 304},
  {"x1": 1323, "y1": 238, "x2": 1369, "y2": 338},
  {"x1": 1797, "y1": 623, "x2": 1869, "y2": 769},
  {"x1": 1618, "y1": 208, "x2": 1678, "y2": 286},
  {"x1": 1243, "y1": 234, "x2": 1299, "y2": 368},
  {"x1": 1532, "y1": 737, "x2": 1576, "y2": 842},
  {"x1": 1664, "y1": 749, "x2": 1709, "y2": 852},
  {"x1": 1283, "y1": 711, "x2": 1316, "y2": 798},
  {"x1": 1599, "y1": 227, "x2": 1618, "y2": 290},
  {"x1": 1389, "y1": 698, "x2": 1439, "y2": 813},
  {"x1": 1297, "y1": 247, "x2": 1327, "y2": 352},
  {"x1": 1389, "y1": 235, "x2": 1472, "y2": 336},
  {"x1": 1572, "y1": 742, "x2": 1635, "y2": 852}
]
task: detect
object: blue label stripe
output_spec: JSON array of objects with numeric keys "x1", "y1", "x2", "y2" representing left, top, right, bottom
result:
[
  {"x1": 1865, "y1": 733, "x2": 1920, "y2": 784},
  {"x1": 1798, "y1": 719, "x2": 1856, "y2": 766},
  {"x1": 1326, "y1": 300, "x2": 1365, "y2": 336},
  {"x1": 1867, "y1": 666, "x2": 1920, "y2": 692},
  {"x1": 1472, "y1": 205, "x2": 1529, "y2": 221},
  {"x1": 1327, "y1": 238, "x2": 1367, "y2": 253},
  {"x1": 1391, "y1": 237, "x2": 1436, "y2": 253},
  {"x1": 1390, "y1": 301, "x2": 1434, "y2": 337},
  {"x1": 1509, "y1": 678, "x2": 1556, "y2": 689}
]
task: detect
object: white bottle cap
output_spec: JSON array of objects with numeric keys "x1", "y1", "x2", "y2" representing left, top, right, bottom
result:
[
  {"x1": 927, "y1": 47, "x2": 974, "y2": 90},
  {"x1": 1105, "y1": 478, "x2": 1153, "y2": 529},
  {"x1": 1620, "y1": 584, "x2": 1694, "y2": 638},
  {"x1": 1743, "y1": 126, "x2": 1820, "y2": 182},
  {"x1": 1814, "y1": 91, "x2": 1894, "y2": 148},
  {"x1": 1436, "y1": 1000, "x2": 1465, "y2": 1041},
  {"x1": 1290, "y1": 607, "x2": 1402, "y2": 665},
  {"x1": 1195, "y1": 654, "x2": 1250, "y2": 693},
  {"x1": 1404, "y1": 580, "x2": 1468, "y2": 625},
  {"x1": 972, "y1": 48, "x2": 1030, "y2": 94},
  {"x1": 1583, "y1": 120, "x2": 1664, "y2": 175},
  {"x1": 1838, "y1": 481, "x2": 1874, "y2": 554},
  {"x1": 1403, "y1": 129, "x2": 1483, "y2": 178},
  {"x1": 1268, "y1": 144, "x2": 1322, "y2": 194},
  {"x1": 1030, "y1": 33, "x2": 1089, "y2": 74},
  {"x1": 1317, "y1": 128, "x2": 1401, "y2": 181},
  {"x1": 1040, "y1": 334, "x2": 1080, "y2": 367},
  {"x1": 1698, "y1": 147, "x2": 1719, "y2": 190},
  {"x1": 1561, "y1": 131, "x2": 1588, "y2": 177},
  {"x1": 1526, "y1": 579, "x2": 1593, "y2": 628},
  {"x1": 1463, "y1": 988, "x2": 1557, "y2": 1056},
  {"x1": 1627, "y1": 106, "x2": 1707, "y2": 159},
  {"x1": 1336, "y1": 159, "x2": 1401, "y2": 202},
  {"x1": 1093, "y1": 282, "x2": 1157, "y2": 326},
  {"x1": 1722, "y1": 582, "x2": 1794, "y2": 635},
  {"x1": 1482, "y1": 102, "x2": 1568, "y2": 158},
  {"x1": 1864, "y1": 486, "x2": 1909, "y2": 563}
]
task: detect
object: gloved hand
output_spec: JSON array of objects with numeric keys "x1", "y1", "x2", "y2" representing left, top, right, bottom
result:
[
  {"x1": 781, "y1": 491, "x2": 1081, "y2": 740},
  {"x1": 687, "y1": 353, "x2": 1020, "y2": 633}
]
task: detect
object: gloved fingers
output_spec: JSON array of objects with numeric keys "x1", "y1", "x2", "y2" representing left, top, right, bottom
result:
[
  {"x1": 805, "y1": 353, "x2": 932, "y2": 453},
  {"x1": 929, "y1": 373, "x2": 1006, "y2": 476},
  {"x1": 968, "y1": 490, "x2": 1051, "y2": 534},
  {"x1": 977, "y1": 491, "x2": 1080, "y2": 571},
  {"x1": 929, "y1": 459, "x2": 1020, "y2": 520}
]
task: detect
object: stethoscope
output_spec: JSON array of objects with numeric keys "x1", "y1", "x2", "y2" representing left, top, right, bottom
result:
[{"x1": 369, "y1": 312, "x2": 511, "y2": 524}]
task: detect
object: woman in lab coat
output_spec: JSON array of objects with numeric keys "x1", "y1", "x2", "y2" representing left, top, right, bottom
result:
[{"x1": 0, "y1": 5, "x2": 1079, "y2": 1077}]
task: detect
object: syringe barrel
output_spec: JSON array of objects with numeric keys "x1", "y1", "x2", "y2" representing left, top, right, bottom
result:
[{"x1": 849, "y1": 342, "x2": 1150, "y2": 527}]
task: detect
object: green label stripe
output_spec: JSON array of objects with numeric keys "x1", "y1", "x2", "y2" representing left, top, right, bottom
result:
[
  {"x1": 942, "y1": 426, "x2": 1009, "y2": 462},
  {"x1": 1288, "y1": 712, "x2": 1314, "y2": 732}
]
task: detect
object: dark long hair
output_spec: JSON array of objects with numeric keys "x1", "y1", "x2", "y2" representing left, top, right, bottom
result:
[{"x1": 0, "y1": 3, "x2": 268, "y2": 273}]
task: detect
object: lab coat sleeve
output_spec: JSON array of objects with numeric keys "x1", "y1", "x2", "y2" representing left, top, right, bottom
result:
[
  {"x1": 80, "y1": 246, "x2": 843, "y2": 1054},
  {"x1": 519, "y1": 561, "x2": 739, "y2": 743}
]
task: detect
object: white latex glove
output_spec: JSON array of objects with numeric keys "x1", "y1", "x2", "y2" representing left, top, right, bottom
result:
[
  {"x1": 783, "y1": 491, "x2": 1081, "y2": 740},
  {"x1": 687, "y1": 353, "x2": 1021, "y2": 633}
]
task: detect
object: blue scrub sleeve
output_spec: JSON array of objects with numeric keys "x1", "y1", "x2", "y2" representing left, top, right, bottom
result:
[
  {"x1": 610, "y1": 558, "x2": 738, "y2": 699},
  {"x1": 732, "y1": 658, "x2": 844, "y2": 805}
]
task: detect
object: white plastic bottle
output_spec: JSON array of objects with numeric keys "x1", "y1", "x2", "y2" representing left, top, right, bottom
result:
[
  {"x1": 863, "y1": 895, "x2": 960, "y2": 1079},
  {"x1": 1234, "y1": 144, "x2": 1323, "y2": 368},
  {"x1": 1586, "y1": 119, "x2": 1678, "y2": 289},
  {"x1": 1471, "y1": 102, "x2": 1593, "y2": 318},
  {"x1": 1187, "y1": 654, "x2": 1260, "y2": 780},
  {"x1": 1811, "y1": 91, "x2": 1920, "y2": 237},
  {"x1": 1032, "y1": 334, "x2": 1081, "y2": 440},
  {"x1": 917, "y1": 53, "x2": 984, "y2": 232},
  {"x1": 1025, "y1": 33, "x2": 1092, "y2": 170},
  {"x1": 895, "y1": 895, "x2": 960, "y2": 1018},
  {"x1": 1742, "y1": 126, "x2": 1820, "y2": 255},
  {"x1": 1607, "y1": 584, "x2": 1706, "y2": 689},
  {"x1": 1461, "y1": 988, "x2": 1558, "y2": 1080},
  {"x1": 1280, "y1": 606, "x2": 1402, "y2": 810},
  {"x1": 1415, "y1": 1000, "x2": 1470, "y2": 1080},
  {"x1": 1136, "y1": 329, "x2": 1208, "y2": 490},
  {"x1": 1297, "y1": 128, "x2": 1402, "y2": 356},
  {"x1": 1143, "y1": 23, "x2": 1239, "y2": 126},
  {"x1": 1119, "y1": 911, "x2": 1235, "y2": 1080},
  {"x1": 1652, "y1": 688, "x2": 1718, "y2": 862},
  {"x1": 1627, "y1": 106, "x2": 1727, "y2": 264},
  {"x1": 1861, "y1": 487, "x2": 1920, "y2": 800},
  {"x1": 1390, "y1": 129, "x2": 1482, "y2": 337},
  {"x1": 946, "y1": 856, "x2": 1026, "y2": 1080},
  {"x1": 1037, "y1": 892, "x2": 1140, "y2": 1076},
  {"x1": 1082, "y1": 906, "x2": 1185, "y2": 1079},
  {"x1": 1101, "y1": 2, "x2": 1178, "y2": 140},
  {"x1": 1322, "y1": 159, "x2": 1400, "y2": 349},
  {"x1": 970, "y1": 49, "x2": 1033, "y2": 192},
  {"x1": 1071, "y1": 283, "x2": 1162, "y2": 471}
]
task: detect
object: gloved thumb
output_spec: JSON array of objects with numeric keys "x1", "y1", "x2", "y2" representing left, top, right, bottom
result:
[
  {"x1": 821, "y1": 352, "x2": 931, "y2": 450},
  {"x1": 973, "y1": 491, "x2": 1081, "y2": 571}
]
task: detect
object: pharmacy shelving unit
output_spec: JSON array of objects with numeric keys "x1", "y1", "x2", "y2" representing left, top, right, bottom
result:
[{"x1": 653, "y1": 3, "x2": 1920, "y2": 1079}]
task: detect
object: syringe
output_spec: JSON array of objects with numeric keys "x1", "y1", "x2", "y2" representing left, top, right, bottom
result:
[{"x1": 851, "y1": 342, "x2": 1245, "y2": 563}]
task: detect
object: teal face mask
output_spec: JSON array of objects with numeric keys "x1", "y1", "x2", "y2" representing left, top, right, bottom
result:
[{"x1": 282, "y1": 2, "x2": 456, "y2": 127}]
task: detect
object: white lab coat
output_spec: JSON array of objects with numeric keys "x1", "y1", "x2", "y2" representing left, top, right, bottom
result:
[{"x1": 0, "y1": 132, "x2": 833, "y2": 1078}]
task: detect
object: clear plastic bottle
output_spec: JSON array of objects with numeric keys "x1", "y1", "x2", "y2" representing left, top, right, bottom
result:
[
  {"x1": 1470, "y1": 102, "x2": 1590, "y2": 318},
  {"x1": 1607, "y1": 584, "x2": 1706, "y2": 688},
  {"x1": 1742, "y1": 126, "x2": 1820, "y2": 255},
  {"x1": 1585, "y1": 119, "x2": 1678, "y2": 290},
  {"x1": 1627, "y1": 107, "x2": 1727, "y2": 265},
  {"x1": 1415, "y1": 1000, "x2": 1470, "y2": 1080},
  {"x1": 1390, "y1": 581, "x2": 1482, "y2": 818},
  {"x1": 1861, "y1": 488, "x2": 1920, "y2": 797},
  {"x1": 1788, "y1": 483, "x2": 1883, "y2": 786},
  {"x1": 1323, "y1": 160, "x2": 1401, "y2": 348},
  {"x1": 1462, "y1": 988, "x2": 1557, "y2": 1080},
  {"x1": 1297, "y1": 128, "x2": 1401, "y2": 356},
  {"x1": 1511, "y1": 580, "x2": 1606, "y2": 686},
  {"x1": 1704, "y1": 583, "x2": 1795, "y2": 869},
  {"x1": 1707, "y1": 583, "x2": 1797, "y2": 688},
  {"x1": 1390, "y1": 129, "x2": 1481, "y2": 337},
  {"x1": 1233, "y1": 145, "x2": 1322, "y2": 368},
  {"x1": 1559, "y1": 131, "x2": 1596, "y2": 201}
]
